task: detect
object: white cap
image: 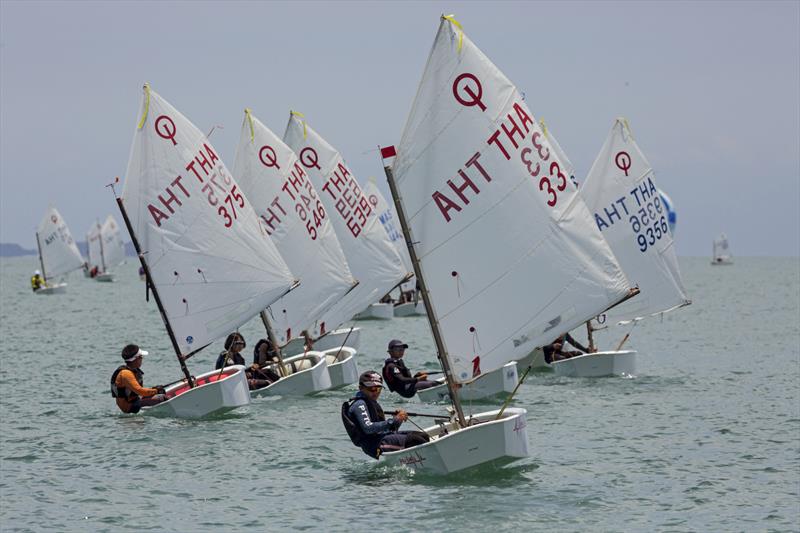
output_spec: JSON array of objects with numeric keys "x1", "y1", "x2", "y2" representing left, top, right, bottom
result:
[{"x1": 123, "y1": 348, "x2": 148, "y2": 362}]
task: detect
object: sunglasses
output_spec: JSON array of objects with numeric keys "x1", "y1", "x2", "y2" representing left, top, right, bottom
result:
[{"x1": 365, "y1": 386, "x2": 382, "y2": 392}]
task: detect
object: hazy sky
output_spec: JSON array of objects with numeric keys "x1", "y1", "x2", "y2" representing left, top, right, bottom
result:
[{"x1": 1, "y1": 1, "x2": 798, "y2": 256}]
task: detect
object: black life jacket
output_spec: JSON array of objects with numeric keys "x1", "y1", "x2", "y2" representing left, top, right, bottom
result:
[
  {"x1": 110, "y1": 365, "x2": 144, "y2": 400},
  {"x1": 342, "y1": 395, "x2": 386, "y2": 458},
  {"x1": 382, "y1": 357, "x2": 415, "y2": 397}
]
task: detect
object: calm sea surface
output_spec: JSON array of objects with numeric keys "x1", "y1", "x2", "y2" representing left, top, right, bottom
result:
[{"x1": 1, "y1": 256, "x2": 798, "y2": 532}]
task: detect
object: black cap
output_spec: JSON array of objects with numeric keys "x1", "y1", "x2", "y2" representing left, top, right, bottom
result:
[
  {"x1": 387, "y1": 339, "x2": 408, "y2": 351},
  {"x1": 359, "y1": 371, "x2": 384, "y2": 388}
]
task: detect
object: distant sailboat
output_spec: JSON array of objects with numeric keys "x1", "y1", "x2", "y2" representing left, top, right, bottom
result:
[
  {"x1": 86, "y1": 220, "x2": 114, "y2": 282},
  {"x1": 561, "y1": 118, "x2": 691, "y2": 377},
  {"x1": 363, "y1": 179, "x2": 423, "y2": 318},
  {"x1": 116, "y1": 84, "x2": 297, "y2": 418},
  {"x1": 34, "y1": 207, "x2": 85, "y2": 294},
  {"x1": 377, "y1": 16, "x2": 633, "y2": 473},
  {"x1": 712, "y1": 233, "x2": 733, "y2": 265},
  {"x1": 101, "y1": 215, "x2": 127, "y2": 269}
]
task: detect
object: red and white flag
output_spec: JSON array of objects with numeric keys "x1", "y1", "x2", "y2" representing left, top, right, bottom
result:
[{"x1": 380, "y1": 145, "x2": 397, "y2": 165}]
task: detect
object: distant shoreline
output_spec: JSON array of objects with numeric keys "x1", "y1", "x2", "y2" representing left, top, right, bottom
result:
[{"x1": 0, "y1": 242, "x2": 135, "y2": 258}]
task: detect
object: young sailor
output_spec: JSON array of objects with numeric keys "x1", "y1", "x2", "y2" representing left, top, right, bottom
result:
[
  {"x1": 543, "y1": 333, "x2": 594, "y2": 363},
  {"x1": 343, "y1": 371, "x2": 429, "y2": 459},
  {"x1": 216, "y1": 332, "x2": 277, "y2": 390},
  {"x1": 110, "y1": 345, "x2": 167, "y2": 414},
  {"x1": 381, "y1": 339, "x2": 438, "y2": 398},
  {"x1": 30, "y1": 270, "x2": 45, "y2": 292}
]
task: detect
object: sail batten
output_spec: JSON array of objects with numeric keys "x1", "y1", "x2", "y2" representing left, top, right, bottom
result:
[
  {"x1": 390, "y1": 18, "x2": 632, "y2": 383},
  {"x1": 121, "y1": 86, "x2": 296, "y2": 356}
]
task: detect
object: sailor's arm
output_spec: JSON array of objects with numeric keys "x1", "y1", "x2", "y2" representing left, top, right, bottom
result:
[
  {"x1": 116, "y1": 369, "x2": 158, "y2": 398},
  {"x1": 565, "y1": 333, "x2": 589, "y2": 353},
  {"x1": 351, "y1": 401, "x2": 399, "y2": 435}
]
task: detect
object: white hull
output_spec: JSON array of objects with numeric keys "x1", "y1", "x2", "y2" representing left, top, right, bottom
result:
[
  {"x1": 143, "y1": 365, "x2": 251, "y2": 418},
  {"x1": 353, "y1": 302, "x2": 394, "y2": 320},
  {"x1": 380, "y1": 407, "x2": 529, "y2": 475},
  {"x1": 323, "y1": 347, "x2": 359, "y2": 389},
  {"x1": 552, "y1": 350, "x2": 637, "y2": 378},
  {"x1": 282, "y1": 327, "x2": 361, "y2": 354},
  {"x1": 393, "y1": 301, "x2": 425, "y2": 317},
  {"x1": 95, "y1": 272, "x2": 114, "y2": 282},
  {"x1": 515, "y1": 347, "x2": 551, "y2": 371},
  {"x1": 416, "y1": 361, "x2": 519, "y2": 403},
  {"x1": 34, "y1": 283, "x2": 68, "y2": 295},
  {"x1": 251, "y1": 352, "x2": 331, "y2": 397}
]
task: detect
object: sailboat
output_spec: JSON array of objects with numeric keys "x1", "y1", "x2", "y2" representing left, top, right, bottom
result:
[
  {"x1": 712, "y1": 233, "x2": 733, "y2": 265},
  {"x1": 377, "y1": 16, "x2": 633, "y2": 473},
  {"x1": 558, "y1": 118, "x2": 692, "y2": 378},
  {"x1": 34, "y1": 207, "x2": 85, "y2": 295},
  {"x1": 363, "y1": 179, "x2": 423, "y2": 318},
  {"x1": 232, "y1": 108, "x2": 358, "y2": 393},
  {"x1": 283, "y1": 113, "x2": 410, "y2": 330},
  {"x1": 86, "y1": 220, "x2": 114, "y2": 282},
  {"x1": 116, "y1": 84, "x2": 297, "y2": 418},
  {"x1": 102, "y1": 214, "x2": 127, "y2": 271}
]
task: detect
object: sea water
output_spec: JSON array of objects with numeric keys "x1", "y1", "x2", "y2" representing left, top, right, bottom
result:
[{"x1": 0, "y1": 257, "x2": 798, "y2": 531}]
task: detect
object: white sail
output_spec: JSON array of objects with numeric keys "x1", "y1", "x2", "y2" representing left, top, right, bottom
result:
[
  {"x1": 232, "y1": 109, "x2": 357, "y2": 344},
  {"x1": 390, "y1": 18, "x2": 631, "y2": 383},
  {"x1": 713, "y1": 233, "x2": 732, "y2": 262},
  {"x1": 101, "y1": 214, "x2": 127, "y2": 268},
  {"x1": 580, "y1": 118, "x2": 690, "y2": 322},
  {"x1": 86, "y1": 222, "x2": 103, "y2": 271},
  {"x1": 539, "y1": 119, "x2": 577, "y2": 187},
  {"x1": 364, "y1": 178, "x2": 414, "y2": 274},
  {"x1": 283, "y1": 114, "x2": 409, "y2": 330},
  {"x1": 121, "y1": 85, "x2": 296, "y2": 355},
  {"x1": 37, "y1": 207, "x2": 85, "y2": 280}
]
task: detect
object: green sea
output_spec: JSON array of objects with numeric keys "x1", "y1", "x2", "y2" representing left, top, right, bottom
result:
[{"x1": 1, "y1": 256, "x2": 798, "y2": 531}]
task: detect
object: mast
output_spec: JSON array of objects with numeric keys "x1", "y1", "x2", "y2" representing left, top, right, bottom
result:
[
  {"x1": 35, "y1": 232, "x2": 47, "y2": 283},
  {"x1": 116, "y1": 196, "x2": 194, "y2": 387},
  {"x1": 260, "y1": 311, "x2": 288, "y2": 377},
  {"x1": 384, "y1": 164, "x2": 467, "y2": 428},
  {"x1": 97, "y1": 220, "x2": 106, "y2": 272}
]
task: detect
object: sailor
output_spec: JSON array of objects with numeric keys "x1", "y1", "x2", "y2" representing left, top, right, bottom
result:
[
  {"x1": 251, "y1": 338, "x2": 281, "y2": 383},
  {"x1": 543, "y1": 333, "x2": 593, "y2": 363},
  {"x1": 110, "y1": 344, "x2": 167, "y2": 414},
  {"x1": 30, "y1": 270, "x2": 45, "y2": 291},
  {"x1": 216, "y1": 332, "x2": 275, "y2": 390},
  {"x1": 382, "y1": 339, "x2": 439, "y2": 398},
  {"x1": 343, "y1": 371, "x2": 429, "y2": 459}
]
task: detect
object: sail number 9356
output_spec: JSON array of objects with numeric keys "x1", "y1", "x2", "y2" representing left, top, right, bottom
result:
[{"x1": 629, "y1": 196, "x2": 667, "y2": 252}]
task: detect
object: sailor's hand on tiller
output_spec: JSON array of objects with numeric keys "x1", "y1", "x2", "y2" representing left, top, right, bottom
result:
[{"x1": 394, "y1": 409, "x2": 408, "y2": 422}]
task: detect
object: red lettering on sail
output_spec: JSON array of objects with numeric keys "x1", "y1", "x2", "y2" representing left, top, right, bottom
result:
[
  {"x1": 472, "y1": 356, "x2": 481, "y2": 377},
  {"x1": 319, "y1": 161, "x2": 371, "y2": 239},
  {"x1": 431, "y1": 152, "x2": 494, "y2": 223}
]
